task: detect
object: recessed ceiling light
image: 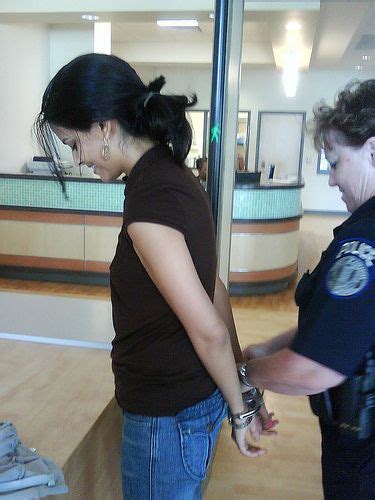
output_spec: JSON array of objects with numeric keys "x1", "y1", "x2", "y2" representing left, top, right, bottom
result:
[
  {"x1": 362, "y1": 55, "x2": 370, "y2": 61},
  {"x1": 157, "y1": 20, "x2": 199, "y2": 28},
  {"x1": 355, "y1": 65, "x2": 364, "y2": 71},
  {"x1": 82, "y1": 14, "x2": 99, "y2": 21},
  {"x1": 285, "y1": 21, "x2": 301, "y2": 31}
]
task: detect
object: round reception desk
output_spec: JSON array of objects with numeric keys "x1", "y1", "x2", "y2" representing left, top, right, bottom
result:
[
  {"x1": 0, "y1": 174, "x2": 303, "y2": 295},
  {"x1": 229, "y1": 182, "x2": 303, "y2": 295}
]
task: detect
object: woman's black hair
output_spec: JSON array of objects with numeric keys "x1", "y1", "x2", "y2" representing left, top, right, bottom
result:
[
  {"x1": 34, "y1": 53, "x2": 197, "y2": 184},
  {"x1": 311, "y1": 79, "x2": 375, "y2": 150}
]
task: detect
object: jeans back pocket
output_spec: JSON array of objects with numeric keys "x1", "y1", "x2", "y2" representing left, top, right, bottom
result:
[
  {"x1": 177, "y1": 417, "x2": 211, "y2": 481},
  {"x1": 177, "y1": 393, "x2": 227, "y2": 481}
]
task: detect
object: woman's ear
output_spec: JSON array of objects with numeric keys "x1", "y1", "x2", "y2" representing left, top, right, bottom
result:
[{"x1": 97, "y1": 120, "x2": 115, "y2": 139}]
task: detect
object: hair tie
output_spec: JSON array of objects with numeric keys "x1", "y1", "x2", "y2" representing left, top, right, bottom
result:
[{"x1": 143, "y1": 91, "x2": 156, "y2": 108}]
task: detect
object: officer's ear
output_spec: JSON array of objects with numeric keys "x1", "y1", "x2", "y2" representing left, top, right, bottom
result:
[{"x1": 367, "y1": 137, "x2": 375, "y2": 167}]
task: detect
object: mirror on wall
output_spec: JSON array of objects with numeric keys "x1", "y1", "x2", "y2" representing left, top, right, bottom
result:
[
  {"x1": 316, "y1": 148, "x2": 330, "y2": 174},
  {"x1": 236, "y1": 112, "x2": 251, "y2": 171},
  {"x1": 187, "y1": 110, "x2": 251, "y2": 172},
  {"x1": 255, "y1": 111, "x2": 306, "y2": 182}
]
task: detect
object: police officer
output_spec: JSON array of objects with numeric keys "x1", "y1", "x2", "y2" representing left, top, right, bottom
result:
[{"x1": 239, "y1": 79, "x2": 375, "y2": 499}]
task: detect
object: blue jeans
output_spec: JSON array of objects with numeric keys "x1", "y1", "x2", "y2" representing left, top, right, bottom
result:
[{"x1": 121, "y1": 389, "x2": 227, "y2": 500}]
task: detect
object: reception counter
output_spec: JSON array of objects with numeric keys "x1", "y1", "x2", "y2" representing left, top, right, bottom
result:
[
  {"x1": 0, "y1": 174, "x2": 303, "y2": 294},
  {"x1": 230, "y1": 182, "x2": 303, "y2": 295},
  {"x1": 0, "y1": 174, "x2": 124, "y2": 285}
]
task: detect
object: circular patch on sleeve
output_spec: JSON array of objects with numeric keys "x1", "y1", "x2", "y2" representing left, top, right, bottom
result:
[{"x1": 326, "y1": 255, "x2": 369, "y2": 297}]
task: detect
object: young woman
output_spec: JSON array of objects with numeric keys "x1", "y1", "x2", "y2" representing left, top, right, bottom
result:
[{"x1": 35, "y1": 53, "x2": 276, "y2": 499}]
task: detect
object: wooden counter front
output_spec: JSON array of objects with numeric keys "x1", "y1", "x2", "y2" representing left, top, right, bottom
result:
[
  {"x1": 0, "y1": 339, "x2": 122, "y2": 499},
  {"x1": 0, "y1": 209, "x2": 122, "y2": 284}
]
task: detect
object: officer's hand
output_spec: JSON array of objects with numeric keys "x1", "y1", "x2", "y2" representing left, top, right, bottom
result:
[{"x1": 242, "y1": 342, "x2": 269, "y2": 361}]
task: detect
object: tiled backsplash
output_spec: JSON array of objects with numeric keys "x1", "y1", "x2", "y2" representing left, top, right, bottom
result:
[
  {"x1": 0, "y1": 177, "x2": 124, "y2": 213},
  {"x1": 233, "y1": 187, "x2": 302, "y2": 220},
  {"x1": 0, "y1": 176, "x2": 302, "y2": 220}
]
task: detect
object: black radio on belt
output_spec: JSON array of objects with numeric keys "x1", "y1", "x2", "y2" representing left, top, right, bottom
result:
[{"x1": 310, "y1": 350, "x2": 375, "y2": 440}]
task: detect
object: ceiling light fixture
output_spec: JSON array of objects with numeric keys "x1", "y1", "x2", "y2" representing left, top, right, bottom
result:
[
  {"x1": 82, "y1": 14, "x2": 99, "y2": 21},
  {"x1": 355, "y1": 65, "x2": 364, "y2": 71},
  {"x1": 362, "y1": 55, "x2": 370, "y2": 61},
  {"x1": 283, "y1": 50, "x2": 299, "y2": 98},
  {"x1": 285, "y1": 21, "x2": 301, "y2": 31},
  {"x1": 209, "y1": 13, "x2": 215, "y2": 19},
  {"x1": 157, "y1": 20, "x2": 199, "y2": 28}
]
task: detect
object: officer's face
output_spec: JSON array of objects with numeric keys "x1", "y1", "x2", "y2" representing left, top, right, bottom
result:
[{"x1": 324, "y1": 130, "x2": 375, "y2": 213}]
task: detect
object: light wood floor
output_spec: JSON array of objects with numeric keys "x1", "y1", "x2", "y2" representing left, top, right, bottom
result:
[
  {"x1": 0, "y1": 213, "x2": 348, "y2": 498},
  {"x1": 0, "y1": 277, "x2": 322, "y2": 500}
]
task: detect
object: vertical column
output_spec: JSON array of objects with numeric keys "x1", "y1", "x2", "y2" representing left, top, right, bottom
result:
[{"x1": 207, "y1": 0, "x2": 244, "y2": 285}]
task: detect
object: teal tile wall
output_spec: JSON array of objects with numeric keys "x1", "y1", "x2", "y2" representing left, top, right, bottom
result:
[
  {"x1": 0, "y1": 177, "x2": 302, "y2": 220},
  {"x1": 0, "y1": 178, "x2": 124, "y2": 213},
  {"x1": 233, "y1": 188, "x2": 302, "y2": 220}
]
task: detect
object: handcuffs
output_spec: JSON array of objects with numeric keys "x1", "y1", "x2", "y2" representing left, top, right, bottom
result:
[{"x1": 228, "y1": 362, "x2": 265, "y2": 430}]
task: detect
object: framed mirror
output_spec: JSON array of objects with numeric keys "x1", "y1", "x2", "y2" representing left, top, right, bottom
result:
[
  {"x1": 237, "y1": 112, "x2": 251, "y2": 170},
  {"x1": 255, "y1": 111, "x2": 306, "y2": 182}
]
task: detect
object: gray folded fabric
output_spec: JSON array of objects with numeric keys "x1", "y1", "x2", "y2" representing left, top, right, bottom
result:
[
  {"x1": 0, "y1": 423, "x2": 19, "y2": 459},
  {"x1": 0, "y1": 423, "x2": 68, "y2": 498}
]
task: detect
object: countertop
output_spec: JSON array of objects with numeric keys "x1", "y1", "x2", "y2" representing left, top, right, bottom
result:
[
  {"x1": 0, "y1": 173, "x2": 122, "y2": 184},
  {"x1": 0, "y1": 172, "x2": 304, "y2": 189}
]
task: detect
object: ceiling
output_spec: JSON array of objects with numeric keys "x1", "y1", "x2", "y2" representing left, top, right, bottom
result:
[{"x1": 0, "y1": 1, "x2": 374, "y2": 71}]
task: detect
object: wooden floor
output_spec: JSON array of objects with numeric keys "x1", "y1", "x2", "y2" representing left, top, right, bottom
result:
[
  {"x1": 206, "y1": 281, "x2": 322, "y2": 500},
  {"x1": 0, "y1": 277, "x2": 322, "y2": 500},
  {"x1": 0, "y1": 213, "x2": 348, "y2": 498}
]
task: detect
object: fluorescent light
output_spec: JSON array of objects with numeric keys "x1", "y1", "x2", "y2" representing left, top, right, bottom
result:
[
  {"x1": 94, "y1": 22, "x2": 111, "y2": 55},
  {"x1": 283, "y1": 50, "x2": 299, "y2": 97},
  {"x1": 355, "y1": 65, "x2": 364, "y2": 71},
  {"x1": 285, "y1": 21, "x2": 301, "y2": 31},
  {"x1": 82, "y1": 14, "x2": 99, "y2": 21},
  {"x1": 157, "y1": 20, "x2": 198, "y2": 28},
  {"x1": 362, "y1": 55, "x2": 370, "y2": 61}
]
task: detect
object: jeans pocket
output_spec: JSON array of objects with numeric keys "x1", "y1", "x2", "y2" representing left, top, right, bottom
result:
[{"x1": 178, "y1": 420, "x2": 211, "y2": 481}]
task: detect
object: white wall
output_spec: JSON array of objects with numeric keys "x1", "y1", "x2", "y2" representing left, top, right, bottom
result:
[
  {"x1": 0, "y1": 24, "x2": 49, "y2": 174},
  {"x1": 132, "y1": 63, "x2": 373, "y2": 212},
  {"x1": 239, "y1": 68, "x2": 373, "y2": 212},
  {"x1": 49, "y1": 24, "x2": 93, "y2": 79},
  {"x1": 0, "y1": 25, "x2": 371, "y2": 212}
]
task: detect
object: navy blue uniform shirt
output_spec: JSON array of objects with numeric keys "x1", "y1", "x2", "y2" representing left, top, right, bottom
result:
[{"x1": 291, "y1": 196, "x2": 375, "y2": 376}]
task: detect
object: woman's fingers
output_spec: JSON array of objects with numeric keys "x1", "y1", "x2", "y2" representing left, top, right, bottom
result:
[
  {"x1": 249, "y1": 415, "x2": 262, "y2": 441},
  {"x1": 231, "y1": 427, "x2": 267, "y2": 458},
  {"x1": 240, "y1": 444, "x2": 267, "y2": 458}
]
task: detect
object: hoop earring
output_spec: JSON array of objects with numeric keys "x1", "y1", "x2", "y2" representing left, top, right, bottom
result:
[{"x1": 102, "y1": 138, "x2": 110, "y2": 161}]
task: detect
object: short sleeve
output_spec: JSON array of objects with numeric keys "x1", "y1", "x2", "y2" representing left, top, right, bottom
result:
[
  {"x1": 124, "y1": 181, "x2": 187, "y2": 236},
  {"x1": 291, "y1": 237, "x2": 375, "y2": 376}
]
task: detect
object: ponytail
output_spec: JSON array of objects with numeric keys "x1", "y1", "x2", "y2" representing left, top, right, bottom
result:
[{"x1": 136, "y1": 75, "x2": 197, "y2": 165}]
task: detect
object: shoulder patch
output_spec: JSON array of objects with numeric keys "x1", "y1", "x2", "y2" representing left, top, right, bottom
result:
[{"x1": 326, "y1": 239, "x2": 374, "y2": 297}]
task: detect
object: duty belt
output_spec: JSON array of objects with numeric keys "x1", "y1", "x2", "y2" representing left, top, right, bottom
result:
[{"x1": 310, "y1": 350, "x2": 375, "y2": 440}]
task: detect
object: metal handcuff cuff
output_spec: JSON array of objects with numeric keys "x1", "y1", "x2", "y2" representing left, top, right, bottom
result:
[{"x1": 228, "y1": 363, "x2": 265, "y2": 430}]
